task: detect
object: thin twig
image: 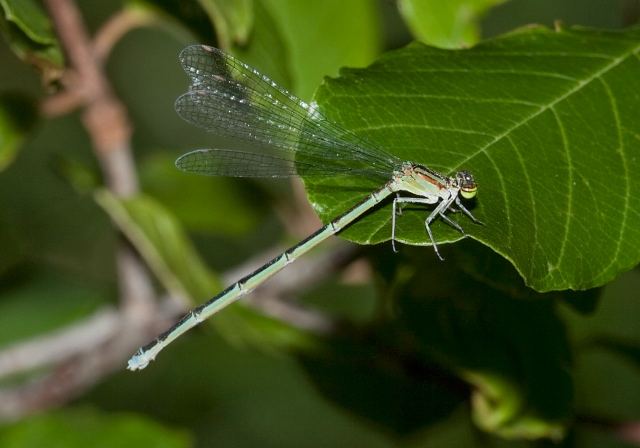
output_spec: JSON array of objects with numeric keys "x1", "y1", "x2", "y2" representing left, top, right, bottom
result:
[
  {"x1": 0, "y1": 238, "x2": 361, "y2": 420},
  {"x1": 0, "y1": 0, "x2": 161, "y2": 417},
  {"x1": 1, "y1": 0, "x2": 369, "y2": 421},
  {"x1": 236, "y1": 240, "x2": 360, "y2": 334},
  {"x1": 0, "y1": 308, "x2": 119, "y2": 379},
  {"x1": 44, "y1": 0, "x2": 135, "y2": 194},
  {"x1": 93, "y1": 8, "x2": 159, "y2": 66}
]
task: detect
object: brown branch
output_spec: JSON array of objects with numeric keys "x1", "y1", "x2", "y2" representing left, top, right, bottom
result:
[
  {"x1": 0, "y1": 0, "x2": 363, "y2": 420},
  {"x1": 0, "y1": 309, "x2": 177, "y2": 421},
  {"x1": 234, "y1": 240, "x2": 360, "y2": 334},
  {"x1": 616, "y1": 422, "x2": 640, "y2": 446},
  {"x1": 0, "y1": 0, "x2": 162, "y2": 418},
  {"x1": 39, "y1": 89, "x2": 82, "y2": 117},
  {"x1": 93, "y1": 8, "x2": 159, "y2": 66},
  {"x1": 40, "y1": 8, "x2": 157, "y2": 117},
  {"x1": 0, "y1": 308, "x2": 119, "y2": 379},
  {"x1": 577, "y1": 415, "x2": 640, "y2": 447},
  {"x1": 44, "y1": 0, "x2": 135, "y2": 195},
  {"x1": 0, "y1": 238, "x2": 362, "y2": 420}
]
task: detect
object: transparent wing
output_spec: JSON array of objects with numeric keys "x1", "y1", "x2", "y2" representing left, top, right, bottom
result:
[
  {"x1": 175, "y1": 45, "x2": 401, "y2": 179},
  {"x1": 176, "y1": 149, "x2": 359, "y2": 178}
]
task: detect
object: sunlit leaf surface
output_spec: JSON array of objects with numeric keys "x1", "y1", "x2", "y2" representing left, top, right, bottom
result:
[{"x1": 305, "y1": 25, "x2": 640, "y2": 292}]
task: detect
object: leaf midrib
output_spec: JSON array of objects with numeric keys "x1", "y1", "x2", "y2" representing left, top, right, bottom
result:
[{"x1": 457, "y1": 41, "x2": 640, "y2": 281}]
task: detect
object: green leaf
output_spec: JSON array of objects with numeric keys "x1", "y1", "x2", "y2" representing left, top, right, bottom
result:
[
  {"x1": 153, "y1": 0, "x2": 290, "y2": 90},
  {"x1": 0, "y1": 0, "x2": 56, "y2": 44},
  {"x1": 570, "y1": 427, "x2": 640, "y2": 448},
  {"x1": 0, "y1": 407, "x2": 190, "y2": 448},
  {"x1": 0, "y1": 0, "x2": 64, "y2": 81},
  {"x1": 260, "y1": 0, "x2": 382, "y2": 101},
  {"x1": 453, "y1": 239, "x2": 601, "y2": 311},
  {"x1": 94, "y1": 190, "x2": 308, "y2": 350},
  {"x1": 0, "y1": 93, "x2": 38, "y2": 172},
  {"x1": 299, "y1": 245, "x2": 577, "y2": 438},
  {"x1": 394, "y1": 247, "x2": 572, "y2": 439},
  {"x1": 590, "y1": 336, "x2": 640, "y2": 371},
  {"x1": 0, "y1": 272, "x2": 104, "y2": 348},
  {"x1": 140, "y1": 153, "x2": 263, "y2": 235},
  {"x1": 298, "y1": 332, "x2": 467, "y2": 435},
  {"x1": 305, "y1": 25, "x2": 640, "y2": 292},
  {"x1": 398, "y1": 0, "x2": 508, "y2": 49},
  {"x1": 197, "y1": 0, "x2": 253, "y2": 48},
  {"x1": 53, "y1": 155, "x2": 101, "y2": 194},
  {"x1": 129, "y1": 0, "x2": 218, "y2": 44},
  {"x1": 227, "y1": 0, "x2": 293, "y2": 91},
  {"x1": 185, "y1": 0, "x2": 381, "y2": 100},
  {"x1": 94, "y1": 190, "x2": 220, "y2": 303}
]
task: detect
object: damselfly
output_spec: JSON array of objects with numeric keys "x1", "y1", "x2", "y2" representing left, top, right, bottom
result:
[{"x1": 128, "y1": 45, "x2": 483, "y2": 371}]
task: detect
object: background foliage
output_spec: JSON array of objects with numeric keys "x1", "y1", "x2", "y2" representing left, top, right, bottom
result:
[{"x1": 1, "y1": 0, "x2": 640, "y2": 447}]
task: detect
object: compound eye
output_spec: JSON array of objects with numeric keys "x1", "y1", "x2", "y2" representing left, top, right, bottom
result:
[
  {"x1": 460, "y1": 184, "x2": 477, "y2": 199},
  {"x1": 457, "y1": 170, "x2": 478, "y2": 199}
]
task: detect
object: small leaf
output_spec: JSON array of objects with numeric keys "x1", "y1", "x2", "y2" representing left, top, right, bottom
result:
[
  {"x1": 140, "y1": 153, "x2": 264, "y2": 235},
  {"x1": 0, "y1": 407, "x2": 189, "y2": 448},
  {"x1": 95, "y1": 190, "x2": 306, "y2": 350},
  {"x1": 0, "y1": 272, "x2": 104, "y2": 347},
  {"x1": 198, "y1": 0, "x2": 253, "y2": 48},
  {"x1": 299, "y1": 245, "x2": 575, "y2": 438},
  {"x1": 131, "y1": 0, "x2": 218, "y2": 44},
  {"x1": 0, "y1": 0, "x2": 64, "y2": 82},
  {"x1": 395, "y1": 247, "x2": 573, "y2": 439},
  {"x1": 454, "y1": 240, "x2": 601, "y2": 312},
  {"x1": 259, "y1": 0, "x2": 382, "y2": 100},
  {"x1": 298, "y1": 331, "x2": 467, "y2": 435},
  {"x1": 306, "y1": 25, "x2": 640, "y2": 291},
  {"x1": 183, "y1": 0, "x2": 382, "y2": 100},
  {"x1": 0, "y1": 0, "x2": 57, "y2": 44},
  {"x1": 590, "y1": 336, "x2": 640, "y2": 370},
  {"x1": 231, "y1": 0, "x2": 292, "y2": 91},
  {"x1": 94, "y1": 190, "x2": 220, "y2": 303},
  {"x1": 399, "y1": 0, "x2": 507, "y2": 49},
  {"x1": 0, "y1": 93, "x2": 38, "y2": 172}
]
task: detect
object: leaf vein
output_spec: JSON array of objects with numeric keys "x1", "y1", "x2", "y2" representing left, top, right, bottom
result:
[
  {"x1": 385, "y1": 51, "x2": 615, "y2": 59},
  {"x1": 347, "y1": 92, "x2": 543, "y2": 107},
  {"x1": 596, "y1": 77, "x2": 628, "y2": 278},
  {"x1": 506, "y1": 135, "x2": 534, "y2": 269},
  {"x1": 353, "y1": 123, "x2": 495, "y2": 138},
  {"x1": 457, "y1": 42, "x2": 640, "y2": 168},
  {"x1": 382, "y1": 68, "x2": 580, "y2": 82},
  {"x1": 545, "y1": 107, "x2": 573, "y2": 280}
]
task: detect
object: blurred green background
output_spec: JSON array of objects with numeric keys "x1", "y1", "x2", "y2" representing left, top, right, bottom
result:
[{"x1": 1, "y1": 0, "x2": 640, "y2": 447}]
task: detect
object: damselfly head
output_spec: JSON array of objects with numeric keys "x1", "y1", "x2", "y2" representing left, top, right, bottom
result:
[{"x1": 456, "y1": 170, "x2": 478, "y2": 199}]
